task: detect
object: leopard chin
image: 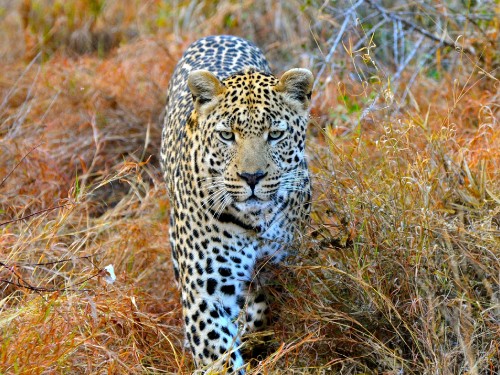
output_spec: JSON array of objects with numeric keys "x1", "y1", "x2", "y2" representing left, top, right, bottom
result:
[{"x1": 233, "y1": 196, "x2": 273, "y2": 213}]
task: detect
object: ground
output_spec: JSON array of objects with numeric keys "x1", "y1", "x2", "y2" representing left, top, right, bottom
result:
[{"x1": 0, "y1": 1, "x2": 499, "y2": 374}]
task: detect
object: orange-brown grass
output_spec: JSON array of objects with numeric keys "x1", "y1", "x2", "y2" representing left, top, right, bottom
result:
[
  {"x1": 1, "y1": 1, "x2": 499, "y2": 374},
  {"x1": 273, "y1": 90, "x2": 500, "y2": 373},
  {"x1": 1, "y1": 2, "x2": 191, "y2": 373}
]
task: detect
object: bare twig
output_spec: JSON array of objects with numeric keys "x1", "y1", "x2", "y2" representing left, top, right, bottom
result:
[
  {"x1": 10, "y1": 253, "x2": 102, "y2": 267},
  {"x1": 0, "y1": 52, "x2": 41, "y2": 113},
  {"x1": 397, "y1": 44, "x2": 440, "y2": 111},
  {"x1": 359, "y1": 35, "x2": 425, "y2": 122},
  {"x1": 352, "y1": 18, "x2": 388, "y2": 52},
  {"x1": 0, "y1": 259, "x2": 104, "y2": 293},
  {"x1": 0, "y1": 142, "x2": 44, "y2": 189},
  {"x1": 393, "y1": 20, "x2": 399, "y2": 66},
  {"x1": 364, "y1": 0, "x2": 475, "y2": 56},
  {"x1": 393, "y1": 35, "x2": 425, "y2": 84},
  {"x1": 0, "y1": 203, "x2": 72, "y2": 227},
  {"x1": 0, "y1": 273, "x2": 99, "y2": 293},
  {"x1": 1, "y1": 253, "x2": 104, "y2": 294},
  {"x1": 449, "y1": 7, "x2": 497, "y2": 48},
  {"x1": 313, "y1": 0, "x2": 364, "y2": 89}
]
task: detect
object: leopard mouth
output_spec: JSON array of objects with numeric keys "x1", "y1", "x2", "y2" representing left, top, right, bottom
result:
[{"x1": 247, "y1": 194, "x2": 263, "y2": 202}]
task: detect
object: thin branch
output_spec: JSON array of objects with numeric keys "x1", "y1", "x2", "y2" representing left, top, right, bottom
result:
[
  {"x1": 1, "y1": 253, "x2": 105, "y2": 294},
  {"x1": 393, "y1": 20, "x2": 399, "y2": 66},
  {"x1": 448, "y1": 6, "x2": 497, "y2": 48},
  {"x1": 352, "y1": 18, "x2": 388, "y2": 52},
  {"x1": 397, "y1": 44, "x2": 440, "y2": 111},
  {"x1": 9, "y1": 253, "x2": 102, "y2": 267},
  {"x1": 359, "y1": 35, "x2": 425, "y2": 122},
  {"x1": 0, "y1": 141, "x2": 44, "y2": 189},
  {"x1": 0, "y1": 203, "x2": 72, "y2": 227},
  {"x1": 0, "y1": 273, "x2": 99, "y2": 293},
  {"x1": 393, "y1": 35, "x2": 425, "y2": 84},
  {"x1": 364, "y1": 0, "x2": 475, "y2": 56},
  {"x1": 313, "y1": 0, "x2": 364, "y2": 89}
]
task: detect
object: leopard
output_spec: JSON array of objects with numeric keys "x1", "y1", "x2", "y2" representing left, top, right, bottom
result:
[{"x1": 160, "y1": 35, "x2": 313, "y2": 373}]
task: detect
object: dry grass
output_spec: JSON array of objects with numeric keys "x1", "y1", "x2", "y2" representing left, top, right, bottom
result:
[{"x1": 1, "y1": 0, "x2": 499, "y2": 374}]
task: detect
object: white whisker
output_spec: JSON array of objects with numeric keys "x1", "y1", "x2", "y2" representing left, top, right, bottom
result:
[
  {"x1": 201, "y1": 188, "x2": 227, "y2": 210},
  {"x1": 199, "y1": 175, "x2": 234, "y2": 218},
  {"x1": 213, "y1": 193, "x2": 232, "y2": 218}
]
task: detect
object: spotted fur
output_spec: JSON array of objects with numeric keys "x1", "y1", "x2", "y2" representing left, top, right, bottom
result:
[{"x1": 160, "y1": 35, "x2": 313, "y2": 373}]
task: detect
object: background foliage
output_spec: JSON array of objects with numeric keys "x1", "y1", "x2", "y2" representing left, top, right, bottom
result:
[{"x1": 1, "y1": 0, "x2": 499, "y2": 373}]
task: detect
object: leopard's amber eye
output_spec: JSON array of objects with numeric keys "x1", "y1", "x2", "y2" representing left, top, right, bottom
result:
[
  {"x1": 219, "y1": 131, "x2": 235, "y2": 142},
  {"x1": 268, "y1": 130, "x2": 285, "y2": 141}
]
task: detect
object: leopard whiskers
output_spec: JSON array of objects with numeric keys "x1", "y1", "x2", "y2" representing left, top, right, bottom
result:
[
  {"x1": 259, "y1": 171, "x2": 308, "y2": 231},
  {"x1": 202, "y1": 187, "x2": 227, "y2": 212},
  {"x1": 200, "y1": 177, "x2": 233, "y2": 216},
  {"x1": 213, "y1": 192, "x2": 232, "y2": 219}
]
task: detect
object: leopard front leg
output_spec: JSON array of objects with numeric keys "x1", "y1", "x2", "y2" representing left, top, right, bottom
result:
[{"x1": 181, "y1": 281, "x2": 247, "y2": 374}]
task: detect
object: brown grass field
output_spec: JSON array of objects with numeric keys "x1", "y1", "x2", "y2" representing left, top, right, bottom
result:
[{"x1": 1, "y1": 1, "x2": 499, "y2": 374}]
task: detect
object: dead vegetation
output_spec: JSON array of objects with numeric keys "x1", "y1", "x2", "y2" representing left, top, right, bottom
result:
[{"x1": 1, "y1": 0, "x2": 499, "y2": 374}]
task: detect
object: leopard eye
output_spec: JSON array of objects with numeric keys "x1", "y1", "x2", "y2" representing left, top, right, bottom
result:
[
  {"x1": 219, "y1": 131, "x2": 235, "y2": 142},
  {"x1": 268, "y1": 130, "x2": 285, "y2": 141}
]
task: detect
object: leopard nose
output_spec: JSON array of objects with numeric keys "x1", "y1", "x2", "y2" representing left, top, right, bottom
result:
[{"x1": 237, "y1": 171, "x2": 267, "y2": 190}]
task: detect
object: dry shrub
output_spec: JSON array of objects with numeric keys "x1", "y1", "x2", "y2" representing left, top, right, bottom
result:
[
  {"x1": 271, "y1": 93, "x2": 499, "y2": 372},
  {"x1": 0, "y1": 159, "x2": 189, "y2": 373},
  {"x1": 1, "y1": 2, "x2": 192, "y2": 373}
]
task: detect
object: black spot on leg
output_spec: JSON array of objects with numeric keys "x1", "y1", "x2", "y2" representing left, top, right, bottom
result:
[
  {"x1": 254, "y1": 293, "x2": 266, "y2": 303},
  {"x1": 193, "y1": 334, "x2": 201, "y2": 345},
  {"x1": 206, "y1": 258, "x2": 214, "y2": 273},
  {"x1": 207, "y1": 330, "x2": 220, "y2": 340},
  {"x1": 219, "y1": 267, "x2": 231, "y2": 277},
  {"x1": 207, "y1": 278, "x2": 217, "y2": 295},
  {"x1": 216, "y1": 255, "x2": 227, "y2": 263},
  {"x1": 221, "y1": 284, "x2": 235, "y2": 295},
  {"x1": 230, "y1": 256, "x2": 241, "y2": 264},
  {"x1": 236, "y1": 296, "x2": 245, "y2": 308},
  {"x1": 192, "y1": 311, "x2": 199, "y2": 322}
]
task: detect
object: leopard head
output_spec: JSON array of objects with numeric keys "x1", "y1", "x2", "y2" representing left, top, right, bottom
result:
[{"x1": 188, "y1": 68, "x2": 313, "y2": 228}]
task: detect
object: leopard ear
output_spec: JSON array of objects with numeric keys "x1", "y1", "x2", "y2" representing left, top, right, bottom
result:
[
  {"x1": 188, "y1": 70, "x2": 225, "y2": 111},
  {"x1": 275, "y1": 68, "x2": 313, "y2": 109}
]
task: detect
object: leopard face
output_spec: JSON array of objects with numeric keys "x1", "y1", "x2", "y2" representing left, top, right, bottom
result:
[{"x1": 188, "y1": 68, "x2": 312, "y2": 228}]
